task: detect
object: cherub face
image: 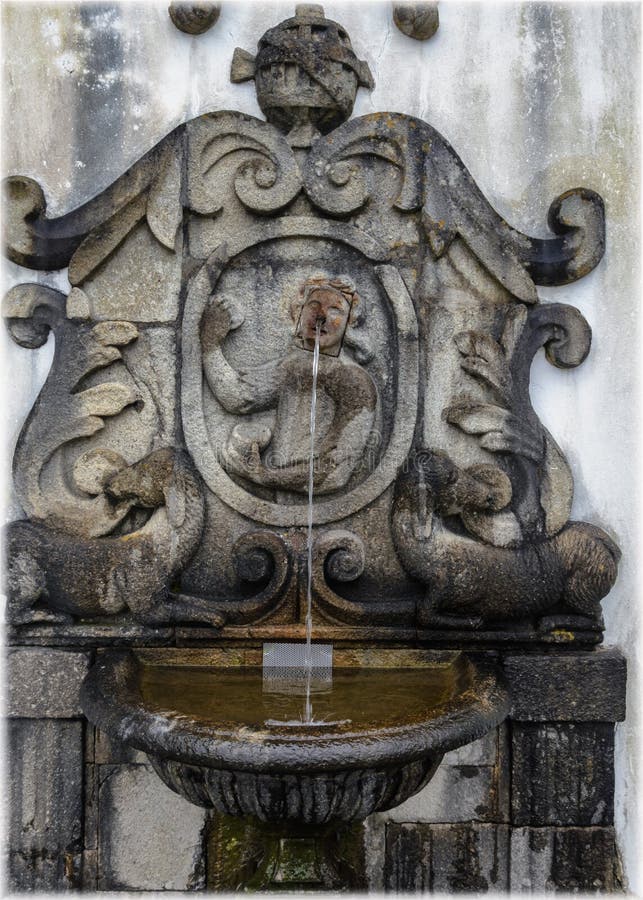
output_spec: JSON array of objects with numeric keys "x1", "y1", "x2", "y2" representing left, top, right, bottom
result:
[{"x1": 297, "y1": 288, "x2": 351, "y2": 356}]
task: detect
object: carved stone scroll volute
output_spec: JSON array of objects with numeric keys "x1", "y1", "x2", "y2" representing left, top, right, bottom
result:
[{"x1": 3, "y1": 5, "x2": 619, "y2": 642}]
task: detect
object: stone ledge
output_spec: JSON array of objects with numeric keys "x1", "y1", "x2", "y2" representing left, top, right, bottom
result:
[
  {"x1": 8, "y1": 647, "x2": 90, "y2": 717},
  {"x1": 7, "y1": 622, "x2": 174, "y2": 648},
  {"x1": 503, "y1": 649, "x2": 626, "y2": 721}
]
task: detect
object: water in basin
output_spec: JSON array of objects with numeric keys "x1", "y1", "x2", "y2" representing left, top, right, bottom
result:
[{"x1": 140, "y1": 660, "x2": 462, "y2": 730}]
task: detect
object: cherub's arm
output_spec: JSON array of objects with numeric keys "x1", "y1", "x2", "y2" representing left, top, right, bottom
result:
[
  {"x1": 314, "y1": 368, "x2": 378, "y2": 491},
  {"x1": 201, "y1": 297, "x2": 280, "y2": 413}
]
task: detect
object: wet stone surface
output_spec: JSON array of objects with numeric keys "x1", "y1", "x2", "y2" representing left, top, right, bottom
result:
[{"x1": 510, "y1": 722, "x2": 615, "y2": 827}]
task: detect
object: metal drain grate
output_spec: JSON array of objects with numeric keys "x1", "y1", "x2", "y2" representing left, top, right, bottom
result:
[{"x1": 262, "y1": 642, "x2": 333, "y2": 695}]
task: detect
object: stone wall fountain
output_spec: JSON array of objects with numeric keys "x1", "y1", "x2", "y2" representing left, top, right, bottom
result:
[{"x1": 4, "y1": 4, "x2": 628, "y2": 892}]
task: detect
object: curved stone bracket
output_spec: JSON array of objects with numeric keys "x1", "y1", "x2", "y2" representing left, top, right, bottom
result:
[
  {"x1": 4, "y1": 130, "x2": 182, "y2": 272},
  {"x1": 304, "y1": 113, "x2": 605, "y2": 300},
  {"x1": 311, "y1": 529, "x2": 414, "y2": 626}
]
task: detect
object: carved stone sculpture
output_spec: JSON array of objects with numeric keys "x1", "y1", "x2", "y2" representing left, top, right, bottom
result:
[
  {"x1": 4, "y1": 4, "x2": 619, "y2": 643},
  {"x1": 393, "y1": 3, "x2": 440, "y2": 41},
  {"x1": 168, "y1": 2, "x2": 221, "y2": 35}
]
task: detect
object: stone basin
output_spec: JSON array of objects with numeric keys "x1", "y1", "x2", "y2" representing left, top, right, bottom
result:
[{"x1": 80, "y1": 647, "x2": 509, "y2": 826}]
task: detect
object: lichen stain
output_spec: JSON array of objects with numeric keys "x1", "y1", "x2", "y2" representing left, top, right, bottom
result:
[{"x1": 551, "y1": 629, "x2": 575, "y2": 642}]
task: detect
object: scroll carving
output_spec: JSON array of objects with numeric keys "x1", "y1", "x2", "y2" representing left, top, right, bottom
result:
[
  {"x1": 310, "y1": 530, "x2": 413, "y2": 627},
  {"x1": 3, "y1": 5, "x2": 619, "y2": 642},
  {"x1": 4, "y1": 131, "x2": 182, "y2": 273},
  {"x1": 304, "y1": 113, "x2": 605, "y2": 297},
  {"x1": 5, "y1": 283, "x2": 140, "y2": 537}
]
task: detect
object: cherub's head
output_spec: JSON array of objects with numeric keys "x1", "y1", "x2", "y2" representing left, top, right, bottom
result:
[{"x1": 291, "y1": 275, "x2": 359, "y2": 357}]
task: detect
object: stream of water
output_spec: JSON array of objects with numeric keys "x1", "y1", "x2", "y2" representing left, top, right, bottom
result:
[{"x1": 303, "y1": 321, "x2": 321, "y2": 723}]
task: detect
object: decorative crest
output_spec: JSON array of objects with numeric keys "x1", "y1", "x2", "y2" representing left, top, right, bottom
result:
[
  {"x1": 3, "y1": 6, "x2": 619, "y2": 646},
  {"x1": 231, "y1": 4, "x2": 374, "y2": 144}
]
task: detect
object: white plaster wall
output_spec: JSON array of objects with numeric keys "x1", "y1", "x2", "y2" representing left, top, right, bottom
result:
[{"x1": 2, "y1": 1, "x2": 640, "y2": 889}]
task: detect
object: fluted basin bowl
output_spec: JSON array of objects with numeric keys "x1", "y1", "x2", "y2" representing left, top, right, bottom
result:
[{"x1": 81, "y1": 647, "x2": 508, "y2": 826}]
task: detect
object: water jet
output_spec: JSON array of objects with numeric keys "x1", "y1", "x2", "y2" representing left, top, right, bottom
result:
[{"x1": 4, "y1": 3, "x2": 629, "y2": 892}]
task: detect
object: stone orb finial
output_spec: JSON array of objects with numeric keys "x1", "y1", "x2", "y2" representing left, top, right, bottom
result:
[
  {"x1": 169, "y1": 2, "x2": 221, "y2": 35},
  {"x1": 393, "y1": 2, "x2": 439, "y2": 41},
  {"x1": 230, "y1": 6, "x2": 374, "y2": 143}
]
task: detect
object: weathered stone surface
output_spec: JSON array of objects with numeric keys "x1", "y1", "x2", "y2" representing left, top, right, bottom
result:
[
  {"x1": 393, "y1": 3, "x2": 440, "y2": 41},
  {"x1": 431, "y1": 824, "x2": 509, "y2": 893},
  {"x1": 385, "y1": 761, "x2": 501, "y2": 824},
  {"x1": 384, "y1": 823, "x2": 509, "y2": 892},
  {"x1": 81, "y1": 221, "x2": 182, "y2": 322},
  {"x1": 7, "y1": 622, "x2": 175, "y2": 646},
  {"x1": 7, "y1": 647, "x2": 90, "y2": 717},
  {"x1": 5, "y1": 449, "x2": 223, "y2": 628},
  {"x1": 1, "y1": 4, "x2": 632, "y2": 894},
  {"x1": 8, "y1": 850, "x2": 82, "y2": 893},
  {"x1": 511, "y1": 722, "x2": 615, "y2": 827},
  {"x1": 363, "y1": 816, "x2": 387, "y2": 893},
  {"x1": 384, "y1": 823, "x2": 428, "y2": 892},
  {"x1": 443, "y1": 726, "x2": 499, "y2": 766},
  {"x1": 169, "y1": 2, "x2": 221, "y2": 35},
  {"x1": 509, "y1": 827, "x2": 622, "y2": 892},
  {"x1": 504, "y1": 649, "x2": 627, "y2": 721},
  {"x1": 97, "y1": 764, "x2": 207, "y2": 890},
  {"x1": 93, "y1": 727, "x2": 148, "y2": 765},
  {"x1": 3, "y1": 5, "x2": 618, "y2": 640},
  {"x1": 8, "y1": 719, "x2": 84, "y2": 854},
  {"x1": 81, "y1": 849, "x2": 99, "y2": 892},
  {"x1": 231, "y1": 4, "x2": 373, "y2": 139},
  {"x1": 385, "y1": 726, "x2": 505, "y2": 824}
]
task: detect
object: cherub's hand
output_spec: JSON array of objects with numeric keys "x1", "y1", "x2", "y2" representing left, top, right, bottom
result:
[{"x1": 200, "y1": 297, "x2": 244, "y2": 352}]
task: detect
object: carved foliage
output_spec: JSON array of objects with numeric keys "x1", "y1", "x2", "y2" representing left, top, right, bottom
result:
[
  {"x1": 2, "y1": 43, "x2": 617, "y2": 636},
  {"x1": 5, "y1": 284, "x2": 139, "y2": 538},
  {"x1": 444, "y1": 302, "x2": 592, "y2": 546}
]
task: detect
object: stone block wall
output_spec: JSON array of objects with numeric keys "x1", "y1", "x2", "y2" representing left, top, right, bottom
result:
[
  {"x1": 7, "y1": 644, "x2": 625, "y2": 893},
  {"x1": 365, "y1": 650, "x2": 626, "y2": 893},
  {"x1": 7, "y1": 646, "x2": 208, "y2": 892}
]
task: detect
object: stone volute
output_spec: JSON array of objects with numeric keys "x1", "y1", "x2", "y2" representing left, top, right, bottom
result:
[{"x1": 3, "y1": 4, "x2": 624, "y2": 893}]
